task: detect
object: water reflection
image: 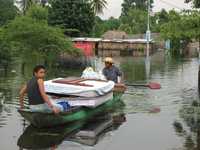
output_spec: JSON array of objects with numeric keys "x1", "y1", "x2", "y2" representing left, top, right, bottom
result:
[
  {"x1": 1, "y1": 52, "x2": 200, "y2": 150},
  {"x1": 175, "y1": 91, "x2": 200, "y2": 150},
  {"x1": 18, "y1": 113, "x2": 126, "y2": 149},
  {"x1": 0, "y1": 92, "x2": 10, "y2": 128},
  {"x1": 120, "y1": 58, "x2": 147, "y2": 82},
  {"x1": 68, "y1": 113, "x2": 126, "y2": 146},
  {"x1": 17, "y1": 121, "x2": 85, "y2": 149}
]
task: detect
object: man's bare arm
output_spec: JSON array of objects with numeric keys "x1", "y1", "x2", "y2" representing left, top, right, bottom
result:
[
  {"x1": 19, "y1": 85, "x2": 27, "y2": 109},
  {"x1": 37, "y1": 79, "x2": 60, "y2": 114},
  {"x1": 37, "y1": 79, "x2": 53, "y2": 108}
]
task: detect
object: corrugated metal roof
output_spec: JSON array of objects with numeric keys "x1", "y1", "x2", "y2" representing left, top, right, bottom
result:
[
  {"x1": 72, "y1": 38, "x2": 102, "y2": 42},
  {"x1": 72, "y1": 38, "x2": 154, "y2": 43}
]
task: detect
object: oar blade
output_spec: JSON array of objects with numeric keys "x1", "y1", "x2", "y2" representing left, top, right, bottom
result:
[{"x1": 148, "y1": 82, "x2": 161, "y2": 89}]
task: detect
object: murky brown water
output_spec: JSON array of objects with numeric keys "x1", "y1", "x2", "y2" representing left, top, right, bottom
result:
[{"x1": 0, "y1": 51, "x2": 199, "y2": 150}]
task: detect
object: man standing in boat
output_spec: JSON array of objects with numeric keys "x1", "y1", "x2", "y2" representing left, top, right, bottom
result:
[
  {"x1": 19, "y1": 65, "x2": 61, "y2": 114},
  {"x1": 103, "y1": 57, "x2": 122, "y2": 83}
]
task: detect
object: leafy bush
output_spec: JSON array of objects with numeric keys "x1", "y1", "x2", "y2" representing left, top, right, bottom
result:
[
  {"x1": 160, "y1": 10, "x2": 200, "y2": 56},
  {"x1": 2, "y1": 5, "x2": 80, "y2": 65}
]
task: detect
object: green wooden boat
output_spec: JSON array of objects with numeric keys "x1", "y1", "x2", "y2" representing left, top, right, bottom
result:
[
  {"x1": 18, "y1": 113, "x2": 126, "y2": 149},
  {"x1": 18, "y1": 87, "x2": 125, "y2": 128}
]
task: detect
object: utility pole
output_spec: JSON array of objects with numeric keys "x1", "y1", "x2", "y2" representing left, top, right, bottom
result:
[
  {"x1": 146, "y1": 0, "x2": 151, "y2": 58},
  {"x1": 198, "y1": 46, "x2": 200, "y2": 92},
  {"x1": 145, "y1": 0, "x2": 151, "y2": 80}
]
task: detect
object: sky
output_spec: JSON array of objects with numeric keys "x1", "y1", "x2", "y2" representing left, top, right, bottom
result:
[{"x1": 100, "y1": 0, "x2": 192, "y2": 19}]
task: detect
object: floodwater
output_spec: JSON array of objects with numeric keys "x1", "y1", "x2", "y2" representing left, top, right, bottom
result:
[{"x1": 0, "y1": 51, "x2": 200, "y2": 150}]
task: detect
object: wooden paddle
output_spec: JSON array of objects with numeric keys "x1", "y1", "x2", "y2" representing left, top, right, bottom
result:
[{"x1": 126, "y1": 82, "x2": 161, "y2": 90}]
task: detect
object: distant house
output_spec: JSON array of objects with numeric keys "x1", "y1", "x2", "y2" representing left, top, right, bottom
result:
[
  {"x1": 102, "y1": 30, "x2": 128, "y2": 39},
  {"x1": 72, "y1": 31, "x2": 157, "y2": 57}
]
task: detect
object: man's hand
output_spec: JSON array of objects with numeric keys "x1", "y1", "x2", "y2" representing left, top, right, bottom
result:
[
  {"x1": 52, "y1": 106, "x2": 60, "y2": 114},
  {"x1": 117, "y1": 76, "x2": 121, "y2": 83}
]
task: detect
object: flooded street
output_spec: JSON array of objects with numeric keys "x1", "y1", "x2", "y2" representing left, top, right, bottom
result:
[{"x1": 0, "y1": 51, "x2": 199, "y2": 150}]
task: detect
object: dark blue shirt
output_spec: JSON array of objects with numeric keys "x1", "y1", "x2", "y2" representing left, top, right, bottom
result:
[
  {"x1": 27, "y1": 77, "x2": 45, "y2": 105},
  {"x1": 103, "y1": 65, "x2": 122, "y2": 83}
]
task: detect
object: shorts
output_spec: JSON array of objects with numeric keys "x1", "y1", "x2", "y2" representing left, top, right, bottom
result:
[{"x1": 29, "y1": 100, "x2": 64, "y2": 113}]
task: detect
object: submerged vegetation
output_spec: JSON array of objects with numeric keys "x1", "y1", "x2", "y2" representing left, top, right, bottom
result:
[
  {"x1": 160, "y1": 10, "x2": 200, "y2": 56},
  {"x1": 92, "y1": 0, "x2": 200, "y2": 57},
  {"x1": 5, "y1": 5, "x2": 78, "y2": 63},
  {"x1": 0, "y1": 0, "x2": 109, "y2": 68},
  {"x1": 0, "y1": 2, "x2": 79, "y2": 68}
]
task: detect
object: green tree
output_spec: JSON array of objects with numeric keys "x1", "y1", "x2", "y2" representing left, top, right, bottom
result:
[
  {"x1": 16, "y1": 0, "x2": 47, "y2": 14},
  {"x1": 3, "y1": 5, "x2": 79, "y2": 65},
  {"x1": 118, "y1": 24, "x2": 132, "y2": 34},
  {"x1": 0, "y1": 28, "x2": 12, "y2": 68},
  {"x1": 40, "y1": 0, "x2": 48, "y2": 6},
  {"x1": 185, "y1": 0, "x2": 200, "y2": 8},
  {"x1": 16, "y1": 0, "x2": 35, "y2": 14},
  {"x1": 103, "y1": 17, "x2": 120, "y2": 33},
  {"x1": 182, "y1": 11, "x2": 200, "y2": 52},
  {"x1": 90, "y1": 0, "x2": 107, "y2": 37},
  {"x1": 92, "y1": 16, "x2": 104, "y2": 37},
  {"x1": 48, "y1": 0, "x2": 95, "y2": 36},
  {"x1": 0, "y1": 0, "x2": 18, "y2": 26},
  {"x1": 90, "y1": 0, "x2": 107, "y2": 15},
  {"x1": 154, "y1": 9, "x2": 169, "y2": 25},
  {"x1": 26, "y1": 4, "x2": 48, "y2": 20},
  {"x1": 121, "y1": 0, "x2": 153, "y2": 16},
  {"x1": 93, "y1": 16, "x2": 120, "y2": 37},
  {"x1": 160, "y1": 11, "x2": 184, "y2": 55},
  {"x1": 160, "y1": 10, "x2": 200, "y2": 56},
  {"x1": 151, "y1": 9, "x2": 170, "y2": 32},
  {"x1": 119, "y1": 9, "x2": 148, "y2": 34}
]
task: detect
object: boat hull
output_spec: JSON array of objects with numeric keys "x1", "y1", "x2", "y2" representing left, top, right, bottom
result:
[{"x1": 18, "y1": 92, "x2": 124, "y2": 128}]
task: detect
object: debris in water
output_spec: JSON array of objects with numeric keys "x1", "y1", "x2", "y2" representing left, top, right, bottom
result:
[{"x1": 149, "y1": 107, "x2": 161, "y2": 113}]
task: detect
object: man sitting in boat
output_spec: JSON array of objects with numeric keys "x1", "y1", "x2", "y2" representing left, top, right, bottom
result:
[
  {"x1": 19, "y1": 65, "x2": 61, "y2": 114},
  {"x1": 103, "y1": 57, "x2": 122, "y2": 83}
]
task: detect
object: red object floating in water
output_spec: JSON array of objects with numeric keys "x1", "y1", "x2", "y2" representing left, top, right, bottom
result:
[
  {"x1": 148, "y1": 82, "x2": 161, "y2": 89},
  {"x1": 126, "y1": 82, "x2": 161, "y2": 90},
  {"x1": 149, "y1": 107, "x2": 161, "y2": 113}
]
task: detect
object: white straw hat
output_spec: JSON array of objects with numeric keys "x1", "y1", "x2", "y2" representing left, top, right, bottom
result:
[{"x1": 104, "y1": 57, "x2": 114, "y2": 64}]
